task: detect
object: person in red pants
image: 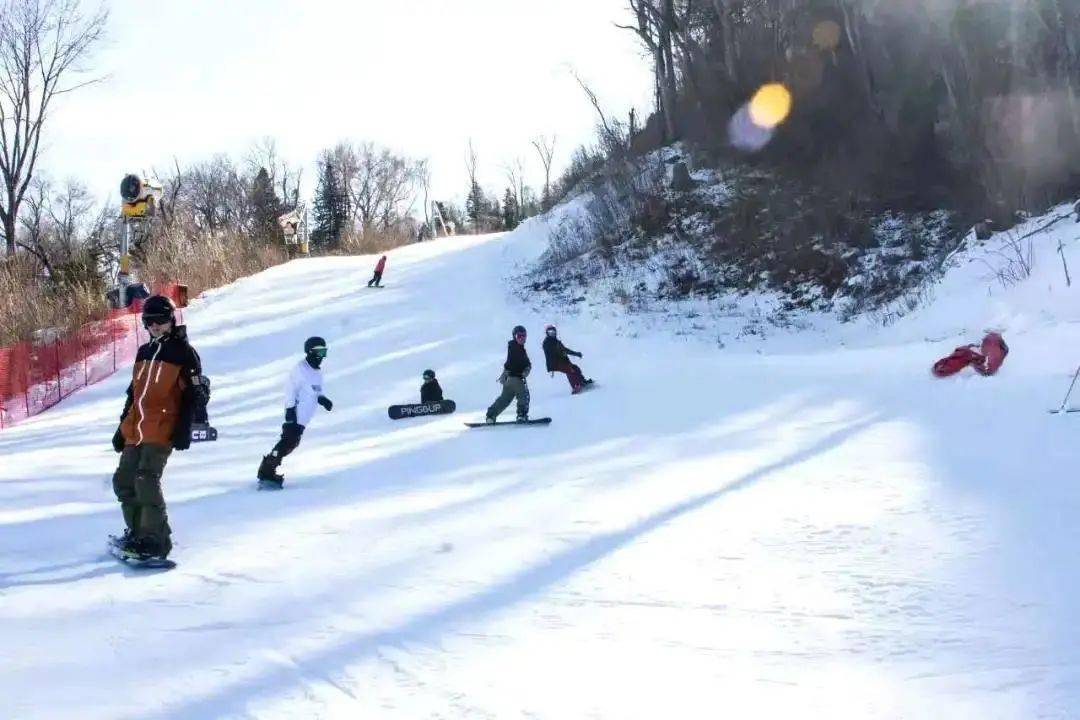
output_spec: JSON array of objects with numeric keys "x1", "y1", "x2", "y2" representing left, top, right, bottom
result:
[{"x1": 542, "y1": 324, "x2": 592, "y2": 394}]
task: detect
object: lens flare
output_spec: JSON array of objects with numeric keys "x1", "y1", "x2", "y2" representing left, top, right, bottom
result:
[{"x1": 748, "y1": 83, "x2": 793, "y2": 129}]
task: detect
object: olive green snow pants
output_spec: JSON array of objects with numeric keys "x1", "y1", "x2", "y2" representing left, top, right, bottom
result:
[
  {"x1": 112, "y1": 443, "x2": 173, "y2": 554},
  {"x1": 487, "y1": 376, "x2": 530, "y2": 419}
]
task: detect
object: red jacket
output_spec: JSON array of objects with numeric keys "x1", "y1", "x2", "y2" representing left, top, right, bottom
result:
[{"x1": 375, "y1": 257, "x2": 387, "y2": 273}]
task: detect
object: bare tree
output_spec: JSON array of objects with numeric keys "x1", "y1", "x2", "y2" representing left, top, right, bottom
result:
[
  {"x1": 569, "y1": 69, "x2": 627, "y2": 154},
  {"x1": 180, "y1": 154, "x2": 247, "y2": 234},
  {"x1": 317, "y1": 141, "x2": 423, "y2": 236},
  {"x1": 531, "y1": 134, "x2": 557, "y2": 204},
  {"x1": 46, "y1": 177, "x2": 93, "y2": 255},
  {"x1": 501, "y1": 156, "x2": 527, "y2": 214},
  {"x1": 245, "y1": 136, "x2": 301, "y2": 209},
  {"x1": 154, "y1": 157, "x2": 183, "y2": 230},
  {"x1": 16, "y1": 174, "x2": 100, "y2": 277},
  {"x1": 618, "y1": 0, "x2": 678, "y2": 142},
  {"x1": 16, "y1": 176, "x2": 50, "y2": 273},
  {"x1": 0, "y1": 0, "x2": 108, "y2": 255},
  {"x1": 465, "y1": 138, "x2": 479, "y2": 190}
]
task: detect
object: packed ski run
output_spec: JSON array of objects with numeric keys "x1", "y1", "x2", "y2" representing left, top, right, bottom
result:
[{"x1": 2, "y1": 207, "x2": 1080, "y2": 719}]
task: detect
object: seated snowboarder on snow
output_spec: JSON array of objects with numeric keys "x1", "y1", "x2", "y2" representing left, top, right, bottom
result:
[
  {"x1": 486, "y1": 325, "x2": 531, "y2": 423},
  {"x1": 257, "y1": 336, "x2": 333, "y2": 488},
  {"x1": 421, "y1": 369, "x2": 443, "y2": 402},
  {"x1": 110, "y1": 295, "x2": 209, "y2": 561},
  {"x1": 542, "y1": 324, "x2": 592, "y2": 394},
  {"x1": 367, "y1": 255, "x2": 387, "y2": 287}
]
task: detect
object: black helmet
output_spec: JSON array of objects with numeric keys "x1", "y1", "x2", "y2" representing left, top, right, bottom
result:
[
  {"x1": 141, "y1": 295, "x2": 175, "y2": 327},
  {"x1": 422, "y1": 369, "x2": 435, "y2": 381},
  {"x1": 512, "y1": 325, "x2": 526, "y2": 337},
  {"x1": 304, "y1": 336, "x2": 327, "y2": 357}
]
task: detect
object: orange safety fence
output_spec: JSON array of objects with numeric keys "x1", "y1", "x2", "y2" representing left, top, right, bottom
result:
[{"x1": 0, "y1": 283, "x2": 186, "y2": 429}]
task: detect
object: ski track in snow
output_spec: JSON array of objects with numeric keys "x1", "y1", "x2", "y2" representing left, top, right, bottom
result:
[{"x1": 1, "y1": 213, "x2": 1079, "y2": 719}]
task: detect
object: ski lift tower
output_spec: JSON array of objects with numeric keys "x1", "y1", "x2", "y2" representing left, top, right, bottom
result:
[{"x1": 112, "y1": 173, "x2": 163, "y2": 307}]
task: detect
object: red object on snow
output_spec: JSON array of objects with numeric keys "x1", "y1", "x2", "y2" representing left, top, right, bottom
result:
[
  {"x1": 974, "y1": 332, "x2": 1009, "y2": 375},
  {"x1": 932, "y1": 345, "x2": 984, "y2": 377},
  {"x1": 931, "y1": 332, "x2": 1009, "y2": 377},
  {"x1": 375, "y1": 256, "x2": 387, "y2": 273}
]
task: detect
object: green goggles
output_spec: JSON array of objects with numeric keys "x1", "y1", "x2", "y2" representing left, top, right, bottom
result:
[{"x1": 308, "y1": 347, "x2": 327, "y2": 359}]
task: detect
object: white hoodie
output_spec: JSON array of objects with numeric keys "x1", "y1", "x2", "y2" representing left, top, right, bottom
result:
[{"x1": 285, "y1": 358, "x2": 325, "y2": 426}]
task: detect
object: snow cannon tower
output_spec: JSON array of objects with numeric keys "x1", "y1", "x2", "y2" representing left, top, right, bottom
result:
[
  {"x1": 430, "y1": 201, "x2": 455, "y2": 238},
  {"x1": 277, "y1": 204, "x2": 308, "y2": 257},
  {"x1": 110, "y1": 173, "x2": 162, "y2": 308}
]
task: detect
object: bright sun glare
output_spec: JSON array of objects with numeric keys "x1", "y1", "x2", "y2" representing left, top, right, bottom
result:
[{"x1": 748, "y1": 83, "x2": 793, "y2": 129}]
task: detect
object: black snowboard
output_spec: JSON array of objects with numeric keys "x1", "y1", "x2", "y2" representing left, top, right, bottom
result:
[
  {"x1": 106, "y1": 536, "x2": 176, "y2": 570},
  {"x1": 191, "y1": 423, "x2": 218, "y2": 442},
  {"x1": 465, "y1": 417, "x2": 552, "y2": 428},
  {"x1": 388, "y1": 399, "x2": 457, "y2": 420}
]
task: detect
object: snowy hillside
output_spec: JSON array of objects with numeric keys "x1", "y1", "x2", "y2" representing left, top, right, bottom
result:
[{"x1": 2, "y1": 211, "x2": 1079, "y2": 719}]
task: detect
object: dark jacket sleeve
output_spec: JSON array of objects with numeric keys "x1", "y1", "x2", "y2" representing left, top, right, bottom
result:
[
  {"x1": 119, "y1": 383, "x2": 134, "y2": 421},
  {"x1": 172, "y1": 345, "x2": 203, "y2": 450}
]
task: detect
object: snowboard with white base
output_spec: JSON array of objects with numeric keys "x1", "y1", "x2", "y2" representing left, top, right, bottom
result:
[{"x1": 465, "y1": 417, "x2": 552, "y2": 428}]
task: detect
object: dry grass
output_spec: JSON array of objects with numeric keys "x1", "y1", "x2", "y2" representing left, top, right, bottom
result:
[
  {"x1": 1, "y1": 222, "x2": 418, "y2": 346},
  {"x1": 335, "y1": 226, "x2": 415, "y2": 256},
  {"x1": 0, "y1": 254, "x2": 109, "y2": 345},
  {"x1": 1, "y1": 229, "x2": 287, "y2": 346},
  {"x1": 139, "y1": 228, "x2": 286, "y2": 299}
]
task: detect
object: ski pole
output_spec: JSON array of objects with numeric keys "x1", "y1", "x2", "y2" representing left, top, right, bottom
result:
[{"x1": 1054, "y1": 364, "x2": 1080, "y2": 413}]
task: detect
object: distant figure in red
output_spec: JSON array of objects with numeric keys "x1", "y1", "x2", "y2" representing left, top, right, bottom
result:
[{"x1": 368, "y1": 256, "x2": 387, "y2": 287}]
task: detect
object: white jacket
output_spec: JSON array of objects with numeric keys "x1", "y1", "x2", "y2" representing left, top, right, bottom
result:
[{"x1": 285, "y1": 359, "x2": 325, "y2": 426}]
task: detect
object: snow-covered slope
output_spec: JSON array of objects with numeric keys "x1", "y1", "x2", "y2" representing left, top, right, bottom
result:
[
  {"x1": 1, "y1": 213, "x2": 1078, "y2": 719},
  {"x1": 520, "y1": 196, "x2": 1080, "y2": 356}
]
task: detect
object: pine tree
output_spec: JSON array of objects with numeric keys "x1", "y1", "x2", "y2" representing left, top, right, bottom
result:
[
  {"x1": 311, "y1": 158, "x2": 346, "y2": 247},
  {"x1": 249, "y1": 167, "x2": 282, "y2": 244},
  {"x1": 502, "y1": 187, "x2": 520, "y2": 230},
  {"x1": 465, "y1": 180, "x2": 486, "y2": 234}
]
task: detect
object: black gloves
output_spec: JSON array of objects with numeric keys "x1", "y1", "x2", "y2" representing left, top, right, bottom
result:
[
  {"x1": 571, "y1": 351, "x2": 583, "y2": 358},
  {"x1": 192, "y1": 374, "x2": 211, "y2": 408},
  {"x1": 112, "y1": 427, "x2": 125, "y2": 453},
  {"x1": 172, "y1": 425, "x2": 192, "y2": 451},
  {"x1": 318, "y1": 396, "x2": 333, "y2": 411},
  {"x1": 285, "y1": 406, "x2": 298, "y2": 423}
]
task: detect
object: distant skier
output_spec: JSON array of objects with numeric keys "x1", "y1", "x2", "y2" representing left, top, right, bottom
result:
[
  {"x1": 486, "y1": 325, "x2": 531, "y2": 423},
  {"x1": 421, "y1": 369, "x2": 443, "y2": 402},
  {"x1": 542, "y1": 324, "x2": 592, "y2": 394},
  {"x1": 257, "y1": 336, "x2": 334, "y2": 488},
  {"x1": 110, "y1": 295, "x2": 208, "y2": 560},
  {"x1": 367, "y1": 255, "x2": 387, "y2": 287}
]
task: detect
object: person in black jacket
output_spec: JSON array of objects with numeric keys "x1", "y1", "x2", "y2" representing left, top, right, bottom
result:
[
  {"x1": 485, "y1": 325, "x2": 531, "y2": 422},
  {"x1": 110, "y1": 295, "x2": 209, "y2": 560},
  {"x1": 421, "y1": 369, "x2": 443, "y2": 402},
  {"x1": 542, "y1": 324, "x2": 591, "y2": 394}
]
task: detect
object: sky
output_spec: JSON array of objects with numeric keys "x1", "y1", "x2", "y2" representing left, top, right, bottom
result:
[{"x1": 42, "y1": 0, "x2": 655, "y2": 212}]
